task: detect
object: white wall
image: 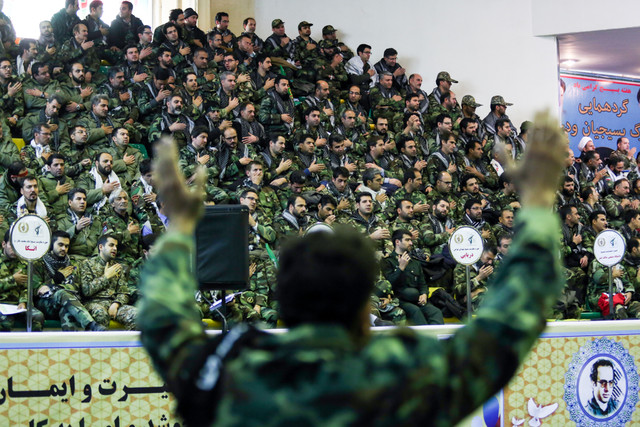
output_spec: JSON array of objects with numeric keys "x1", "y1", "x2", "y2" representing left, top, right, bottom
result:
[
  {"x1": 533, "y1": 0, "x2": 640, "y2": 36},
  {"x1": 253, "y1": 0, "x2": 559, "y2": 129}
]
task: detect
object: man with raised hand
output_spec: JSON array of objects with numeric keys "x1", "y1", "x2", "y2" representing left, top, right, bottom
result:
[{"x1": 139, "y1": 110, "x2": 566, "y2": 426}]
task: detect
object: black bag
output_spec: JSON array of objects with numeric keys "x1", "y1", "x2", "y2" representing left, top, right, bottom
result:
[{"x1": 429, "y1": 288, "x2": 466, "y2": 320}]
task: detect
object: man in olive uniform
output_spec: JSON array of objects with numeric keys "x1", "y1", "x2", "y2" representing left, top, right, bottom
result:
[
  {"x1": 33, "y1": 230, "x2": 106, "y2": 331},
  {"x1": 382, "y1": 229, "x2": 444, "y2": 325},
  {"x1": 177, "y1": 127, "x2": 228, "y2": 205},
  {"x1": 39, "y1": 154, "x2": 101, "y2": 218},
  {"x1": 57, "y1": 187, "x2": 103, "y2": 259},
  {"x1": 79, "y1": 234, "x2": 136, "y2": 330}
]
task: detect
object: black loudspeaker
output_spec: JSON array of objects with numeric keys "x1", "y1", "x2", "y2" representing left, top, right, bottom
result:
[{"x1": 195, "y1": 205, "x2": 249, "y2": 290}]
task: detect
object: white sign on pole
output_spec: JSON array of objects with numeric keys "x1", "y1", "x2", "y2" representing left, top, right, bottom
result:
[
  {"x1": 448, "y1": 226, "x2": 484, "y2": 266},
  {"x1": 10, "y1": 215, "x2": 51, "y2": 261},
  {"x1": 593, "y1": 229, "x2": 626, "y2": 267}
]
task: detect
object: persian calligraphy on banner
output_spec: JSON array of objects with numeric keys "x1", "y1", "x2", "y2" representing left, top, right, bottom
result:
[{"x1": 560, "y1": 73, "x2": 640, "y2": 156}]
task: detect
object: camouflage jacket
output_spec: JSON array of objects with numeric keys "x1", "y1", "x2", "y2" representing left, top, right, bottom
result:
[
  {"x1": 57, "y1": 208, "x2": 104, "y2": 258},
  {"x1": 0, "y1": 252, "x2": 31, "y2": 303},
  {"x1": 78, "y1": 254, "x2": 130, "y2": 305}
]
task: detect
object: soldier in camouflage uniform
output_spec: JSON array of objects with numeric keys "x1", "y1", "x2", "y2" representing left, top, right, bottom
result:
[
  {"x1": 291, "y1": 21, "x2": 319, "y2": 84},
  {"x1": 273, "y1": 194, "x2": 308, "y2": 249},
  {"x1": 425, "y1": 129, "x2": 459, "y2": 188},
  {"x1": 301, "y1": 80, "x2": 336, "y2": 130},
  {"x1": 345, "y1": 192, "x2": 391, "y2": 256},
  {"x1": 79, "y1": 234, "x2": 136, "y2": 330},
  {"x1": 452, "y1": 248, "x2": 496, "y2": 311},
  {"x1": 57, "y1": 187, "x2": 103, "y2": 259},
  {"x1": 57, "y1": 23, "x2": 102, "y2": 83},
  {"x1": 369, "y1": 72, "x2": 404, "y2": 124},
  {"x1": 177, "y1": 127, "x2": 228, "y2": 204},
  {"x1": 148, "y1": 93, "x2": 195, "y2": 149},
  {"x1": 216, "y1": 127, "x2": 253, "y2": 191},
  {"x1": 490, "y1": 173, "x2": 521, "y2": 213},
  {"x1": 294, "y1": 106, "x2": 330, "y2": 151},
  {"x1": 258, "y1": 76, "x2": 296, "y2": 137},
  {"x1": 118, "y1": 44, "x2": 152, "y2": 89},
  {"x1": 235, "y1": 161, "x2": 281, "y2": 218},
  {"x1": 101, "y1": 188, "x2": 160, "y2": 265},
  {"x1": 424, "y1": 197, "x2": 456, "y2": 258},
  {"x1": 426, "y1": 71, "x2": 457, "y2": 122},
  {"x1": 178, "y1": 72, "x2": 207, "y2": 121},
  {"x1": 337, "y1": 85, "x2": 369, "y2": 133},
  {"x1": 33, "y1": 231, "x2": 106, "y2": 331},
  {"x1": 458, "y1": 138, "x2": 499, "y2": 191},
  {"x1": 22, "y1": 62, "x2": 61, "y2": 114},
  {"x1": 425, "y1": 90, "x2": 461, "y2": 132},
  {"x1": 55, "y1": 62, "x2": 95, "y2": 126},
  {"x1": 291, "y1": 133, "x2": 330, "y2": 187},
  {"x1": 0, "y1": 120, "x2": 19, "y2": 176},
  {"x1": 320, "y1": 167, "x2": 356, "y2": 222},
  {"x1": 185, "y1": 48, "x2": 219, "y2": 92},
  {"x1": 104, "y1": 127, "x2": 143, "y2": 188},
  {"x1": 20, "y1": 123, "x2": 54, "y2": 174},
  {"x1": 387, "y1": 168, "x2": 429, "y2": 221},
  {"x1": 259, "y1": 133, "x2": 292, "y2": 186},
  {"x1": 39, "y1": 154, "x2": 100, "y2": 219},
  {"x1": 603, "y1": 178, "x2": 639, "y2": 228},
  {"x1": 138, "y1": 115, "x2": 567, "y2": 426},
  {"x1": 371, "y1": 273, "x2": 406, "y2": 325},
  {"x1": 236, "y1": 189, "x2": 278, "y2": 327},
  {"x1": 77, "y1": 95, "x2": 121, "y2": 152},
  {"x1": 316, "y1": 44, "x2": 348, "y2": 104},
  {"x1": 64, "y1": 125, "x2": 94, "y2": 178},
  {"x1": 0, "y1": 230, "x2": 44, "y2": 331},
  {"x1": 137, "y1": 68, "x2": 174, "y2": 125},
  {"x1": 94, "y1": 67, "x2": 143, "y2": 143},
  {"x1": 22, "y1": 95, "x2": 70, "y2": 153},
  {"x1": 0, "y1": 57, "x2": 24, "y2": 133}
]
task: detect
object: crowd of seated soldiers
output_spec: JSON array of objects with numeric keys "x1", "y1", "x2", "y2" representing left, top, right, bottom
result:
[{"x1": 0, "y1": 0, "x2": 635, "y2": 331}]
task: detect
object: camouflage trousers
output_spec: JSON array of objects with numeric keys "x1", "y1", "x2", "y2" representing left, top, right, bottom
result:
[
  {"x1": 0, "y1": 306, "x2": 44, "y2": 331},
  {"x1": 238, "y1": 256, "x2": 279, "y2": 328},
  {"x1": 371, "y1": 296, "x2": 406, "y2": 326},
  {"x1": 36, "y1": 288, "x2": 95, "y2": 331},
  {"x1": 85, "y1": 300, "x2": 137, "y2": 330}
]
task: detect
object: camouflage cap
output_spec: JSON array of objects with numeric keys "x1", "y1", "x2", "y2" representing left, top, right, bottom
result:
[
  {"x1": 271, "y1": 19, "x2": 285, "y2": 28},
  {"x1": 490, "y1": 95, "x2": 513, "y2": 106},
  {"x1": 461, "y1": 95, "x2": 482, "y2": 108},
  {"x1": 437, "y1": 71, "x2": 458, "y2": 83},
  {"x1": 298, "y1": 21, "x2": 313, "y2": 30},
  {"x1": 322, "y1": 25, "x2": 337, "y2": 35},
  {"x1": 319, "y1": 39, "x2": 337, "y2": 50}
]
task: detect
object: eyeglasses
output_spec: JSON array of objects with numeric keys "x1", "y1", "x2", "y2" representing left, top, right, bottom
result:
[
  {"x1": 0, "y1": 65, "x2": 11, "y2": 70},
  {"x1": 598, "y1": 380, "x2": 616, "y2": 387},
  {"x1": 348, "y1": 91, "x2": 361, "y2": 95},
  {"x1": 225, "y1": 136, "x2": 238, "y2": 141}
]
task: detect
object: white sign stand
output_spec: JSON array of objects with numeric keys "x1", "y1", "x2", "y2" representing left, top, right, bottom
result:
[
  {"x1": 593, "y1": 229, "x2": 626, "y2": 319},
  {"x1": 448, "y1": 226, "x2": 484, "y2": 320},
  {"x1": 10, "y1": 215, "x2": 51, "y2": 332}
]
